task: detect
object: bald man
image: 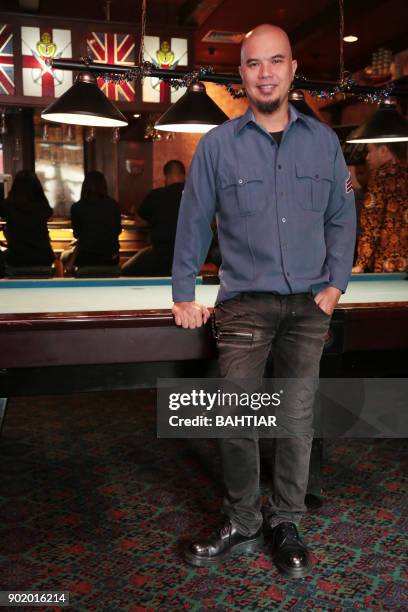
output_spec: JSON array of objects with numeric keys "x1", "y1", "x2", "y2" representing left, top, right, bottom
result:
[{"x1": 172, "y1": 25, "x2": 356, "y2": 577}]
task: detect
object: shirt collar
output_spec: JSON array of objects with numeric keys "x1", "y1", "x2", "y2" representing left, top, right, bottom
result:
[{"x1": 235, "y1": 102, "x2": 305, "y2": 136}]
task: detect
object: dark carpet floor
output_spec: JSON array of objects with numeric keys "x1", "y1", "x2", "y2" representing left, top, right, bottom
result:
[{"x1": 0, "y1": 390, "x2": 406, "y2": 611}]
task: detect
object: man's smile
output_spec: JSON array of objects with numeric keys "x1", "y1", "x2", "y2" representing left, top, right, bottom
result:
[{"x1": 256, "y1": 84, "x2": 278, "y2": 93}]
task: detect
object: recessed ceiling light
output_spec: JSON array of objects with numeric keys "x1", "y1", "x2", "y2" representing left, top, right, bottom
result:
[
  {"x1": 133, "y1": 113, "x2": 141, "y2": 118},
  {"x1": 343, "y1": 35, "x2": 358, "y2": 43}
]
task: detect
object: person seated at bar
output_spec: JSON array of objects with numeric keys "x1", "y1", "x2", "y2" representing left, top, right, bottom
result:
[
  {"x1": 353, "y1": 143, "x2": 407, "y2": 273},
  {"x1": 61, "y1": 171, "x2": 122, "y2": 272},
  {"x1": 121, "y1": 160, "x2": 185, "y2": 276},
  {"x1": 0, "y1": 170, "x2": 54, "y2": 269},
  {"x1": 352, "y1": 158, "x2": 370, "y2": 264}
]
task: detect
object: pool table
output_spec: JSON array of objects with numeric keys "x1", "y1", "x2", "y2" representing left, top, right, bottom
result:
[{"x1": 0, "y1": 274, "x2": 407, "y2": 403}]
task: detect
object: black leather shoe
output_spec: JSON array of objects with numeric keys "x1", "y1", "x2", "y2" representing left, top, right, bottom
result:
[
  {"x1": 184, "y1": 521, "x2": 263, "y2": 567},
  {"x1": 270, "y1": 522, "x2": 312, "y2": 578}
]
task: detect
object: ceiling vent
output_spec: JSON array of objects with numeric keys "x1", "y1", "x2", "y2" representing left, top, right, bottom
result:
[{"x1": 202, "y1": 30, "x2": 245, "y2": 44}]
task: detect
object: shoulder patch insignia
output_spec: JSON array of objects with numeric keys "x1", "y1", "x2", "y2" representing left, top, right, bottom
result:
[{"x1": 345, "y1": 172, "x2": 353, "y2": 193}]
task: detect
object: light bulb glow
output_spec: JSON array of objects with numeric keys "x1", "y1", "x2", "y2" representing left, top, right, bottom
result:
[
  {"x1": 41, "y1": 112, "x2": 127, "y2": 128},
  {"x1": 155, "y1": 123, "x2": 218, "y2": 133}
]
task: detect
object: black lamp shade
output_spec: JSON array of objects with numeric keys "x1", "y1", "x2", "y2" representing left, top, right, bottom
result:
[
  {"x1": 347, "y1": 101, "x2": 408, "y2": 143},
  {"x1": 289, "y1": 90, "x2": 319, "y2": 119},
  {"x1": 41, "y1": 72, "x2": 128, "y2": 127},
  {"x1": 155, "y1": 81, "x2": 229, "y2": 133}
]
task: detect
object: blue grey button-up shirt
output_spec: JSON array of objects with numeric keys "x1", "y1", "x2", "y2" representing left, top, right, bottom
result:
[{"x1": 172, "y1": 104, "x2": 356, "y2": 304}]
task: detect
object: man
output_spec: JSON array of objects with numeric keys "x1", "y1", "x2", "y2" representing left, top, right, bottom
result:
[
  {"x1": 121, "y1": 160, "x2": 185, "y2": 276},
  {"x1": 353, "y1": 159, "x2": 370, "y2": 263},
  {"x1": 172, "y1": 24, "x2": 356, "y2": 577},
  {"x1": 353, "y1": 143, "x2": 407, "y2": 273}
]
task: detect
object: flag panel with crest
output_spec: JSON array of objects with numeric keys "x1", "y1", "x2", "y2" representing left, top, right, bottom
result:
[
  {"x1": 142, "y1": 36, "x2": 188, "y2": 104},
  {"x1": 21, "y1": 26, "x2": 72, "y2": 97},
  {"x1": 86, "y1": 31, "x2": 136, "y2": 102},
  {"x1": 0, "y1": 24, "x2": 14, "y2": 96}
]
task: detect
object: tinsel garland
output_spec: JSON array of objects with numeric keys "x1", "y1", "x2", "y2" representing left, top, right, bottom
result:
[{"x1": 81, "y1": 56, "x2": 394, "y2": 104}]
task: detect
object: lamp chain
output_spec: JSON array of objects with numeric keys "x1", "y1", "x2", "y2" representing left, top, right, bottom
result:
[
  {"x1": 339, "y1": 0, "x2": 345, "y2": 83},
  {"x1": 138, "y1": 0, "x2": 147, "y2": 67}
]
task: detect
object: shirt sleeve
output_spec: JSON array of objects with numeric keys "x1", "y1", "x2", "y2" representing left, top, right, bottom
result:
[
  {"x1": 138, "y1": 192, "x2": 154, "y2": 222},
  {"x1": 115, "y1": 201, "x2": 122, "y2": 236},
  {"x1": 172, "y1": 136, "x2": 216, "y2": 302},
  {"x1": 70, "y1": 203, "x2": 80, "y2": 239},
  {"x1": 324, "y1": 141, "x2": 356, "y2": 292}
]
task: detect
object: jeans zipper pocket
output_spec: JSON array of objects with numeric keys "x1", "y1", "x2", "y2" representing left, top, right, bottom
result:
[{"x1": 217, "y1": 330, "x2": 253, "y2": 344}]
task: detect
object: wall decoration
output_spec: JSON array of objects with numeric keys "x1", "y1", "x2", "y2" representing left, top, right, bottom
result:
[
  {"x1": 21, "y1": 26, "x2": 72, "y2": 97},
  {"x1": 142, "y1": 36, "x2": 188, "y2": 104},
  {"x1": 87, "y1": 31, "x2": 136, "y2": 101},
  {"x1": 0, "y1": 24, "x2": 14, "y2": 96}
]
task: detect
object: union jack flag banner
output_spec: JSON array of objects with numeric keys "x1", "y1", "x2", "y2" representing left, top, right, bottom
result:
[
  {"x1": 87, "y1": 32, "x2": 136, "y2": 102},
  {"x1": 21, "y1": 26, "x2": 72, "y2": 97},
  {"x1": 142, "y1": 36, "x2": 188, "y2": 104},
  {"x1": 0, "y1": 24, "x2": 14, "y2": 96}
]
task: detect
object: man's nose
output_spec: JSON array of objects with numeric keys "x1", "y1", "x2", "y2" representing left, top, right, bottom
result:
[{"x1": 259, "y1": 62, "x2": 273, "y2": 78}]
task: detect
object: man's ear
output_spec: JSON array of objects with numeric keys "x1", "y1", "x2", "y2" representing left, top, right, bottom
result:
[{"x1": 292, "y1": 59, "x2": 297, "y2": 78}]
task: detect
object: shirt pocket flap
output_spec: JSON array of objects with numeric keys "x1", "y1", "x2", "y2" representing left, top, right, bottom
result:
[
  {"x1": 295, "y1": 162, "x2": 334, "y2": 182},
  {"x1": 219, "y1": 171, "x2": 264, "y2": 189},
  {"x1": 218, "y1": 170, "x2": 265, "y2": 216}
]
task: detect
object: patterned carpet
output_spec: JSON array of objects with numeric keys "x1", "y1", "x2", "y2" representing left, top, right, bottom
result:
[{"x1": 0, "y1": 390, "x2": 406, "y2": 611}]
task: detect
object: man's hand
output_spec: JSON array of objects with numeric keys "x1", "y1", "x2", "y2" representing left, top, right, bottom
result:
[
  {"x1": 314, "y1": 286, "x2": 342, "y2": 316},
  {"x1": 352, "y1": 265, "x2": 363, "y2": 274},
  {"x1": 172, "y1": 301, "x2": 210, "y2": 329}
]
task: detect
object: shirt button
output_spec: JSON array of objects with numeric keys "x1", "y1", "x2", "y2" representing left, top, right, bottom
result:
[
  {"x1": 282, "y1": 217, "x2": 286, "y2": 223},
  {"x1": 278, "y1": 165, "x2": 282, "y2": 170},
  {"x1": 287, "y1": 272, "x2": 291, "y2": 277},
  {"x1": 280, "y1": 191, "x2": 283, "y2": 196},
  {"x1": 315, "y1": 174, "x2": 319, "y2": 179}
]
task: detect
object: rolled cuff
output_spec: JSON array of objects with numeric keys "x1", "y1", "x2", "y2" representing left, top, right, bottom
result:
[{"x1": 172, "y1": 275, "x2": 196, "y2": 303}]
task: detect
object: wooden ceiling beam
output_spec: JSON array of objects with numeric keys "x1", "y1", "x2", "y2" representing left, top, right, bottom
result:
[
  {"x1": 179, "y1": 0, "x2": 225, "y2": 26},
  {"x1": 18, "y1": 0, "x2": 40, "y2": 11}
]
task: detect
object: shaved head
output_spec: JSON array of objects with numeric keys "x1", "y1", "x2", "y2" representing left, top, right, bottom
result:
[{"x1": 241, "y1": 24, "x2": 293, "y2": 65}]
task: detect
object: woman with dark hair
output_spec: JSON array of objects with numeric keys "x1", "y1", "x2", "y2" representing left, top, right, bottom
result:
[
  {"x1": 0, "y1": 170, "x2": 54, "y2": 267},
  {"x1": 65, "y1": 171, "x2": 121, "y2": 269}
]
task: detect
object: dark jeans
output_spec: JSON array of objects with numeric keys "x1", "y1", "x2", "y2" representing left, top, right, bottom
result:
[
  {"x1": 121, "y1": 246, "x2": 173, "y2": 276},
  {"x1": 213, "y1": 292, "x2": 331, "y2": 535}
]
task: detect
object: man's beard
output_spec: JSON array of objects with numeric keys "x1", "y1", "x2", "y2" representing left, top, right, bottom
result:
[{"x1": 252, "y1": 96, "x2": 281, "y2": 114}]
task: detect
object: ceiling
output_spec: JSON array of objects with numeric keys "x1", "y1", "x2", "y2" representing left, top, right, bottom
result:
[{"x1": 1, "y1": 0, "x2": 407, "y2": 79}]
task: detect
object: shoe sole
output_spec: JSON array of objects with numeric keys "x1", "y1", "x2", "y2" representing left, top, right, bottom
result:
[{"x1": 184, "y1": 535, "x2": 263, "y2": 567}]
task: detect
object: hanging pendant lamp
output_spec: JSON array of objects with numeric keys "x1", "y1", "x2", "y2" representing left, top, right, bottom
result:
[
  {"x1": 347, "y1": 99, "x2": 408, "y2": 144},
  {"x1": 155, "y1": 81, "x2": 228, "y2": 133},
  {"x1": 41, "y1": 72, "x2": 128, "y2": 128}
]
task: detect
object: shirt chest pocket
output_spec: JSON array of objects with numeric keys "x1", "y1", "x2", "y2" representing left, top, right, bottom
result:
[
  {"x1": 295, "y1": 162, "x2": 333, "y2": 212},
  {"x1": 218, "y1": 171, "x2": 265, "y2": 217}
]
